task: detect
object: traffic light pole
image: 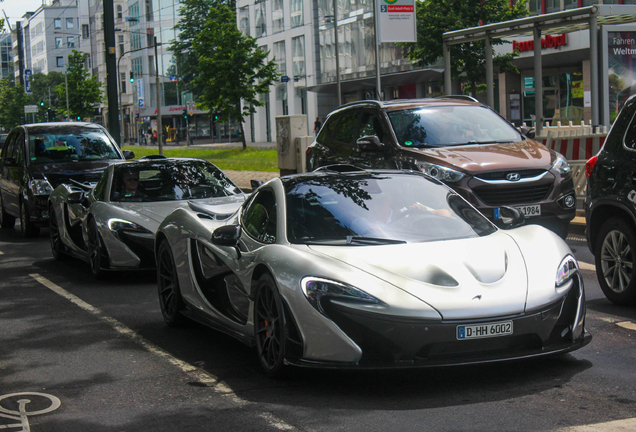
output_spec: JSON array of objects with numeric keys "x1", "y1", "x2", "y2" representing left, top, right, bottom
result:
[
  {"x1": 117, "y1": 45, "x2": 147, "y2": 145},
  {"x1": 103, "y1": 0, "x2": 120, "y2": 144}
]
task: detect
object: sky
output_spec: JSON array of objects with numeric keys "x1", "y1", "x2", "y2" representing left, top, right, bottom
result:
[{"x1": 1, "y1": 0, "x2": 47, "y2": 30}]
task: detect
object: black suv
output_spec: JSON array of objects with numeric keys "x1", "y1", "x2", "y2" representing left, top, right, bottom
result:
[
  {"x1": 586, "y1": 94, "x2": 636, "y2": 305},
  {"x1": 307, "y1": 99, "x2": 576, "y2": 238}
]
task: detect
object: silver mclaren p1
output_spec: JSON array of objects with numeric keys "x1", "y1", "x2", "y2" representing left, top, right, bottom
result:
[
  {"x1": 48, "y1": 157, "x2": 246, "y2": 277},
  {"x1": 155, "y1": 167, "x2": 591, "y2": 376}
]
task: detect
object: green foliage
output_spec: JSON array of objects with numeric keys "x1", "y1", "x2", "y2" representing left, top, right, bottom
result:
[
  {"x1": 191, "y1": 5, "x2": 278, "y2": 149},
  {"x1": 403, "y1": 0, "x2": 527, "y2": 94},
  {"x1": 0, "y1": 75, "x2": 28, "y2": 128},
  {"x1": 172, "y1": 0, "x2": 234, "y2": 96},
  {"x1": 55, "y1": 50, "x2": 102, "y2": 120},
  {"x1": 29, "y1": 72, "x2": 65, "y2": 120}
]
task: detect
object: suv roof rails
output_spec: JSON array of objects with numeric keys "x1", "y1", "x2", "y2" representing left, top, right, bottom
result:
[
  {"x1": 314, "y1": 164, "x2": 366, "y2": 173},
  {"x1": 434, "y1": 95, "x2": 480, "y2": 102}
]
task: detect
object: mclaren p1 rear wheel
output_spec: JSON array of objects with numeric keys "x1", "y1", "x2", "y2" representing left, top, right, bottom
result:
[
  {"x1": 254, "y1": 273, "x2": 287, "y2": 377},
  {"x1": 157, "y1": 240, "x2": 185, "y2": 327},
  {"x1": 49, "y1": 206, "x2": 67, "y2": 261},
  {"x1": 88, "y1": 219, "x2": 108, "y2": 279},
  {"x1": 0, "y1": 197, "x2": 15, "y2": 229}
]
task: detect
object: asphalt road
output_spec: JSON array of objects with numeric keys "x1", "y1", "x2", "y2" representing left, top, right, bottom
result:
[{"x1": 1, "y1": 224, "x2": 636, "y2": 432}]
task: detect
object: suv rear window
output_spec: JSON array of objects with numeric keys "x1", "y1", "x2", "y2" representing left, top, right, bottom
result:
[{"x1": 388, "y1": 105, "x2": 522, "y2": 148}]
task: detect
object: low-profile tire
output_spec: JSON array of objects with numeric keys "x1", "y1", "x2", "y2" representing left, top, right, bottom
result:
[
  {"x1": 254, "y1": 273, "x2": 287, "y2": 378},
  {"x1": 49, "y1": 205, "x2": 67, "y2": 261},
  {"x1": 87, "y1": 219, "x2": 108, "y2": 279},
  {"x1": 20, "y1": 201, "x2": 40, "y2": 238},
  {"x1": 156, "y1": 240, "x2": 185, "y2": 327},
  {"x1": 0, "y1": 197, "x2": 15, "y2": 229},
  {"x1": 595, "y1": 217, "x2": 636, "y2": 306}
]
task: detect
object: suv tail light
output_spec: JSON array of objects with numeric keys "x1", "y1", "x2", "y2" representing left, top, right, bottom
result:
[{"x1": 585, "y1": 156, "x2": 598, "y2": 178}]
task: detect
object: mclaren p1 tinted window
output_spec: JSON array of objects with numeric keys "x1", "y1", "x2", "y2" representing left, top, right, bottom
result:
[
  {"x1": 285, "y1": 173, "x2": 496, "y2": 244},
  {"x1": 110, "y1": 160, "x2": 241, "y2": 202},
  {"x1": 92, "y1": 170, "x2": 109, "y2": 201},
  {"x1": 242, "y1": 189, "x2": 276, "y2": 243}
]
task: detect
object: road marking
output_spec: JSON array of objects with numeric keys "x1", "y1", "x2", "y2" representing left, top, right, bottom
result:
[
  {"x1": 557, "y1": 417, "x2": 636, "y2": 431},
  {"x1": 28, "y1": 273, "x2": 300, "y2": 432},
  {"x1": 0, "y1": 392, "x2": 61, "y2": 430},
  {"x1": 578, "y1": 261, "x2": 595, "y2": 271},
  {"x1": 616, "y1": 321, "x2": 636, "y2": 331}
]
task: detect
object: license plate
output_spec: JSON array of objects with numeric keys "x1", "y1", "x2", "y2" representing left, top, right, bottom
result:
[
  {"x1": 495, "y1": 205, "x2": 541, "y2": 218},
  {"x1": 457, "y1": 321, "x2": 513, "y2": 340}
]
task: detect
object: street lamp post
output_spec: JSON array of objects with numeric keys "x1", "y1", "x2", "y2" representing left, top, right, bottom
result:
[{"x1": 117, "y1": 45, "x2": 152, "y2": 145}]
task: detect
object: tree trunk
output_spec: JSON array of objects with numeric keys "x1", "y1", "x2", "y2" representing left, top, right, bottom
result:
[{"x1": 239, "y1": 119, "x2": 247, "y2": 150}]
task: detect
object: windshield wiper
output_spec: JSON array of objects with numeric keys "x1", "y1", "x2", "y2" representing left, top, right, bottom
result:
[
  {"x1": 346, "y1": 236, "x2": 406, "y2": 245},
  {"x1": 299, "y1": 236, "x2": 406, "y2": 245},
  {"x1": 465, "y1": 140, "x2": 514, "y2": 145}
]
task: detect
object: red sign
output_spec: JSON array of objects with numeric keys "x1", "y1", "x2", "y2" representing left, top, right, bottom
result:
[
  {"x1": 386, "y1": 5, "x2": 414, "y2": 12},
  {"x1": 512, "y1": 34, "x2": 567, "y2": 52}
]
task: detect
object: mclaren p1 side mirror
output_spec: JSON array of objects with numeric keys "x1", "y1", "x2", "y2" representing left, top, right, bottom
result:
[
  {"x1": 356, "y1": 135, "x2": 384, "y2": 152},
  {"x1": 67, "y1": 190, "x2": 85, "y2": 204},
  {"x1": 123, "y1": 150, "x2": 135, "y2": 160},
  {"x1": 499, "y1": 206, "x2": 525, "y2": 229},
  {"x1": 250, "y1": 179, "x2": 263, "y2": 190},
  {"x1": 212, "y1": 225, "x2": 243, "y2": 258}
]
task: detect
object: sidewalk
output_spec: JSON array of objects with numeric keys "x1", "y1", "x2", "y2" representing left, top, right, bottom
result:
[{"x1": 124, "y1": 138, "x2": 277, "y2": 150}]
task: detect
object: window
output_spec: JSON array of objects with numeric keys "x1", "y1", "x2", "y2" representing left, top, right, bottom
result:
[
  {"x1": 332, "y1": 112, "x2": 359, "y2": 144},
  {"x1": 272, "y1": 0, "x2": 284, "y2": 33},
  {"x1": 239, "y1": 7, "x2": 250, "y2": 36},
  {"x1": 255, "y1": 1, "x2": 266, "y2": 37},
  {"x1": 54, "y1": 18, "x2": 61, "y2": 29},
  {"x1": 66, "y1": 18, "x2": 74, "y2": 29},
  {"x1": 292, "y1": 36, "x2": 305, "y2": 79},
  {"x1": 56, "y1": 56, "x2": 64, "y2": 67},
  {"x1": 67, "y1": 37, "x2": 75, "y2": 48},
  {"x1": 358, "y1": 113, "x2": 385, "y2": 142},
  {"x1": 291, "y1": 0, "x2": 303, "y2": 28},
  {"x1": 117, "y1": 5, "x2": 123, "y2": 19},
  {"x1": 242, "y1": 189, "x2": 277, "y2": 243},
  {"x1": 82, "y1": 24, "x2": 89, "y2": 39},
  {"x1": 55, "y1": 37, "x2": 62, "y2": 49},
  {"x1": 118, "y1": 35, "x2": 124, "y2": 57},
  {"x1": 120, "y1": 72, "x2": 127, "y2": 94},
  {"x1": 273, "y1": 41, "x2": 286, "y2": 75}
]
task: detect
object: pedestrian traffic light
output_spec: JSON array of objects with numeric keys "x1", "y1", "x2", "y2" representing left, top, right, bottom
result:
[{"x1": 129, "y1": 71, "x2": 135, "y2": 83}]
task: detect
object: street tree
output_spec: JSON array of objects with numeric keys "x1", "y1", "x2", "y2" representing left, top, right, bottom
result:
[
  {"x1": 0, "y1": 75, "x2": 28, "y2": 129},
  {"x1": 172, "y1": 0, "x2": 235, "y2": 96},
  {"x1": 30, "y1": 72, "x2": 65, "y2": 121},
  {"x1": 403, "y1": 0, "x2": 527, "y2": 96},
  {"x1": 191, "y1": 4, "x2": 278, "y2": 149},
  {"x1": 55, "y1": 50, "x2": 102, "y2": 120}
]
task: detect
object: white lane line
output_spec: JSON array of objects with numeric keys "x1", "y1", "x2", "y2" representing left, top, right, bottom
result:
[
  {"x1": 558, "y1": 417, "x2": 636, "y2": 431},
  {"x1": 29, "y1": 273, "x2": 300, "y2": 431},
  {"x1": 616, "y1": 321, "x2": 636, "y2": 331}
]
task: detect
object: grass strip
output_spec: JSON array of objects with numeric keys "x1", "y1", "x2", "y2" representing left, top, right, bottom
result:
[{"x1": 122, "y1": 146, "x2": 278, "y2": 172}]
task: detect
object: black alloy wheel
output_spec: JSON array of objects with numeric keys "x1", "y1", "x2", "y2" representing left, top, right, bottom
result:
[
  {"x1": 157, "y1": 240, "x2": 185, "y2": 327},
  {"x1": 49, "y1": 205, "x2": 66, "y2": 261},
  {"x1": 0, "y1": 197, "x2": 15, "y2": 229},
  {"x1": 254, "y1": 273, "x2": 287, "y2": 377},
  {"x1": 88, "y1": 219, "x2": 108, "y2": 278},
  {"x1": 595, "y1": 217, "x2": 636, "y2": 306},
  {"x1": 20, "y1": 201, "x2": 40, "y2": 238}
]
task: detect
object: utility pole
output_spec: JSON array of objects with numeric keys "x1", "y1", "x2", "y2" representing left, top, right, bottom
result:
[
  {"x1": 104, "y1": 0, "x2": 121, "y2": 144},
  {"x1": 155, "y1": 36, "x2": 163, "y2": 155}
]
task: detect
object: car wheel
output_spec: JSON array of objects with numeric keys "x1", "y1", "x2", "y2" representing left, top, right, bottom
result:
[
  {"x1": 595, "y1": 217, "x2": 636, "y2": 306},
  {"x1": 0, "y1": 197, "x2": 15, "y2": 229},
  {"x1": 156, "y1": 240, "x2": 185, "y2": 327},
  {"x1": 49, "y1": 205, "x2": 67, "y2": 261},
  {"x1": 254, "y1": 273, "x2": 287, "y2": 377},
  {"x1": 20, "y1": 201, "x2": 40, "y2": 238},
  {"x1": 87, "y1": 219, "x2": 108, "y2": 278}
]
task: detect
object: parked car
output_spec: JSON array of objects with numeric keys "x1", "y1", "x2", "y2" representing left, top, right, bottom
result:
[
  {"x1": 156, "y1": 167, "x2": 590, "y2": 377},
  {"x1": 49, "y1": 157, "x2": 246, "y2": 278},
  {"x1": 585, "y1": 94, "x2": 636, "y2": 305},
  {"x1": 306, "y1": 99, "x2": 576, "y2": 238},
  {"x1": 0, "y1": 122, "x2": 134, "y2": 237}
]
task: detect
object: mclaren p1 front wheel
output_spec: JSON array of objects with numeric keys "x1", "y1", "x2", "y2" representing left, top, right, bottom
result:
[{"x1": 254, "y1": 273, "x2": 287, "y2": 378}]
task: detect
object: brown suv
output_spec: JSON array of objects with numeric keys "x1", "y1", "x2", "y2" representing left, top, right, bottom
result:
[{"x1": 306, "y1": 98, "x2": 576, "y2": 237}]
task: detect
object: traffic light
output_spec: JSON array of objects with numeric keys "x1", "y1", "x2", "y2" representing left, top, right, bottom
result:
[
  {"x1": 77, "y1": 116, "x2": 81, "y2": 120},
  {"x1": 214, "y1": 114, "x2": 219, "y2": 120},
  {"x1": 183, "y1": 108, "x2": 187, "y2": 119},
  {"x1": 129, "y1": 71, "x2": 135, "y2": 83},
  {"x1": 40, "y1": 101, "x2": 45, "y2": 107}
]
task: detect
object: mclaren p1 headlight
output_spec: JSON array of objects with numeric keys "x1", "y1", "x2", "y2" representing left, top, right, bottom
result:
[
  {"x1": 301, "y1": 277, "x2": 379, "y2": 316},
  {"x1": 107, "y1": 218, "x2": 152, "y2": 236},
  {"x1": 552, "y1": 153, "x2": 571, "y2": 175},
  {"x1": 556, "y1": 255, "x2": 578, "y2": 288},
  {"x1": 29, "y1": 179, "x2": 54, "y2": 196},
  {"x1": 417, "y1": 162, "x2": 465, "y2": 183}
]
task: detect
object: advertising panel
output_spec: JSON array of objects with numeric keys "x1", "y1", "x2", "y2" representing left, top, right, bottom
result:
[
  {"x1": 607, "y1": 31, "x2": 636, "y2": 122},
  {"x1": 377, "y1": 0, "x2": 416, "y2": 43}
]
